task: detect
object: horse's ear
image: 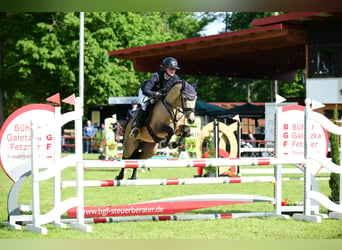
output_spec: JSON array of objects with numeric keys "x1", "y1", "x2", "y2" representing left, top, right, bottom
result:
[{"x1": 192, "y1": 79, "x2": 198, "y2": 89}]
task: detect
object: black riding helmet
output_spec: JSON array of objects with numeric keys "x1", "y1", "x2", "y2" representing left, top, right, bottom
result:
[{"x1": 160, "y1": 57, "x2": 180, "y2": 70}]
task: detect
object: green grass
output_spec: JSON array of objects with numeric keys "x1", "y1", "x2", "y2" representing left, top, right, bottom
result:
[{"x1": 0, "y1": 153, "x2": 341, "y2": 239}]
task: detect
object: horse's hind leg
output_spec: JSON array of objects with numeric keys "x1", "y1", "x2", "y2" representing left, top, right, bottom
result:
[
  {"x1": 128, "y1": 143, "x2": 157, "y2": 179},
  {"x1": 128, "y1": 168, "x2": 137, "y2": 180},
  {"x1": 116, "y1": 120, "x2": 140, "y2": 180},
  {"x1": 127, "y1": 149, "x2": 141, "y2": 180},
  {"x1": 115, "y1": 154, "x2": 131, "y2": 180},
  {"x1": 115, "y1": 151, "x2": 137, "y2": 180},
  {"x1": 115, "y1": 168, "x2": 125, "y2": 180}
]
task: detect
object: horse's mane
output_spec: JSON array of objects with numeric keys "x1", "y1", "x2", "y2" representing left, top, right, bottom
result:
[
  {"x1": 161, "y1": 80, "x2": 197, "y2": 100},
  {"x1": 159, "y1": 79, "x2": 182, "y2": 94}
]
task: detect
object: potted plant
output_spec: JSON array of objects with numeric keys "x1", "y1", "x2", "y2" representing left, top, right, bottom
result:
[
  {"x1": 280, "y1": 198, "x2": 304, "y2": 216},
  {"x1": 185, "y1": 137, "x2": 197, "y2": 158},
  {"x1": 106, "y1": 141, "x2": 119, "y2": 160},
  {"x1": 201, "y1": 135, "x2": 217, "y2": 177},
  {"x1": 94, "y1": 130, "x2": 106, "y2": 160}
]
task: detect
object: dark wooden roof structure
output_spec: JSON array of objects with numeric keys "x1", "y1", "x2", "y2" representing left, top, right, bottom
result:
[{"x1": 109, "y1": 12, "x2": 342, "y2": 81}]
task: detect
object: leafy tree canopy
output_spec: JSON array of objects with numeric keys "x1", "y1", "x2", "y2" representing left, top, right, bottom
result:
[{"x1": 0, "y1": 12, "x2": 212, "y2": 118}]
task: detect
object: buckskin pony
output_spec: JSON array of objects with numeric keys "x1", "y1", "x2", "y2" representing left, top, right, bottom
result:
[{"x1": 115, "y1": 79, "x2": 197, "y2": 180}]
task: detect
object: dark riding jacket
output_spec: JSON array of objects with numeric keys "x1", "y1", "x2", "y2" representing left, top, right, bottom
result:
[{"x1": 141, "y1": 70, "x2": 179, "y2": 98}]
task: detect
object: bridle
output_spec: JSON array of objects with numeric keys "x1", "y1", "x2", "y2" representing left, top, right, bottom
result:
[{"x1": 161, "y1": 80, "x2": 196, "y2": 125}]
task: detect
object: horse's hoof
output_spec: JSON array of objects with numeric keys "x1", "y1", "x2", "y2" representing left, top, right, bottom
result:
[
  {"x1": 115, "y1": 175, "x2": 123, "y2": 180},
  {"x1": 128, "y1": 177, "x2": 136, "y2": 180}
]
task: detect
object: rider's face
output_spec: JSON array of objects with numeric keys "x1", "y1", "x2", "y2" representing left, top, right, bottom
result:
[{"x1": 165, "y1": 67, "x2": 176, "y2": 76}]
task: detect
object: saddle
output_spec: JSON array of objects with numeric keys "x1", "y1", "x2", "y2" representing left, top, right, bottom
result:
[{"x1": 142, "y1": 100, "x2": 168, "y2": 143}]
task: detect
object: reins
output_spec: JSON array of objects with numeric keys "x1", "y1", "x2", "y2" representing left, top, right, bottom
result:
[
  {"x1": 145, "y1": 80, "x2": 196, "y2": 143},
  {"x1": 161, "y1": 80, "x2": 191, "y2": 125}
]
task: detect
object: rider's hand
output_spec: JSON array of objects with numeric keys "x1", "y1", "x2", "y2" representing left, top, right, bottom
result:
[{"x1": 155, "y1": 92, "x2": 161, "y2": 98}]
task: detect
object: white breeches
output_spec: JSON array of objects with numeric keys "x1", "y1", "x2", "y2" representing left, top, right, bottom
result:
[{"x1": 138, "y1": 89, "x2": 149, "y2": 111}]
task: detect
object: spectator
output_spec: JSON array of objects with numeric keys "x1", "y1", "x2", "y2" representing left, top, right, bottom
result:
[
  {"x1": 83, "y1": 120, "x2": 96, "y2": 153},
  {"x1": 247, "y1": 132, "x2": 256, "y2": 147},
  {"x1": 126, "y1": 100, "x2": 138, "y2": 121}
]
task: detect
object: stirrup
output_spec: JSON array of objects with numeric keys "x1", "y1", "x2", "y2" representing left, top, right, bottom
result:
[{"x1": 130, "y1": 128, "x2": 140, "y2": 139}]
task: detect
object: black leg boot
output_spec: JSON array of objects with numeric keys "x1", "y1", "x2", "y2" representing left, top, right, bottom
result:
[{"x1": 130, "y1": 108, "x2": 145, "y2": 139}]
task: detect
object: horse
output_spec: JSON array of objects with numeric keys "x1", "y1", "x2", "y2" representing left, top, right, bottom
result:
[{"x1": 115, "y1": 79, "x2": 197, "y2": 180}]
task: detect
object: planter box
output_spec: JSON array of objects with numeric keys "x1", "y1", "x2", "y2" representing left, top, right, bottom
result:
[{"x1": 281, "y1": 206, "x2": 303, "y2": 216}]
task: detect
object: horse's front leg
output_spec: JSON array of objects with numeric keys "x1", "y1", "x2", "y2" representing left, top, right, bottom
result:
[
  {"x1": 169, "y1": 125, "x2": 191, "y2": 149},
  {"x1": 160, "y1": 126, "x2": 174, "y2": 148}
]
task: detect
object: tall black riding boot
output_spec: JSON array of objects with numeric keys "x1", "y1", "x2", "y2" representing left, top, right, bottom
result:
[{"x1": 130, "y1": 108, "x2": 145, "y2": 139}]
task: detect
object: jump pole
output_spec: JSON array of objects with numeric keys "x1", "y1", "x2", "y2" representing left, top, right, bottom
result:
[
  {"x1": 61, "y1": 212, "x2": 276, "y2": 224},
  {"x1": 82, "y1": 157, "x2": 304, "y2": 169},
  {"x1": 61, "y1": 176, "x2": 330, "y2": 189},
  {"x1": 62, "y1": 176, "x2": 276, "y2": 188}
]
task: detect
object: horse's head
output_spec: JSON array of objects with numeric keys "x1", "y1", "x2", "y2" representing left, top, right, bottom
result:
[{"x1": 180, "y1": 80, "x2": 197, "y2": 124}]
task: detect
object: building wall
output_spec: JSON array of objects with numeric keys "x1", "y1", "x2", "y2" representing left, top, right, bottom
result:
[{"x1": 306, "y1": 78, "x2": 342, "y2": 104}]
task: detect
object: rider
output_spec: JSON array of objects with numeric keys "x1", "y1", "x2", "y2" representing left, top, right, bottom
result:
[{"x1": 129, "y1": 57, "x2": 180, "y2": 139}]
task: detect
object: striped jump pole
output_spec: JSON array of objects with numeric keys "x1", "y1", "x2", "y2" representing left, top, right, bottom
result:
[
  {"x1": 83, "y1": 157, "x2": 304, "y2": 169},
  {"x1": 281, "y1": 177, "x2": 330, "y2": 181},
  {"x1": 67, "y1": 194, "x2": 274, "y2": 218},
  {"x1": 61, "y1": 176, "x2": 330, "y2": 189},
  {"x1": 62, "y1": 212, "x2": 276, "y2": 224},
  {"x1": 62, "y1": 176, "x2": 276, "y2": 188}
]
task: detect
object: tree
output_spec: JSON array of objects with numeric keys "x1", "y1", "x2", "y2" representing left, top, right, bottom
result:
[
  {"x1": 226, "y1": 12, "x2": 276, "y2": 31},
  {"x1": 329, "y1": 104, "x2": 340, "y2": 202},
  {"x1": 278, "y1": 70, "x2": 305, "y2": 99},
  {"x1": 2, "y1": 13, "x2": 158, "y2": 108},
  {"x1": 0, "y1": 13, "x2": 6, "y2": 125},
  {"x1": 0, "y1": 12, "x2": 212, "y2": 124}
]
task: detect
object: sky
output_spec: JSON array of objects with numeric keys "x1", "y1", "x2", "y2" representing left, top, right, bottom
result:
[
  {"x1": 198, "y1": 12, "x2": 227, "y2": 36},
  {"x1": 201, "y1": 20, "x2": 225, "y2": 36}
]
